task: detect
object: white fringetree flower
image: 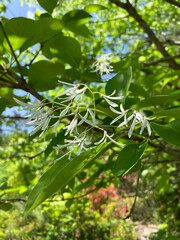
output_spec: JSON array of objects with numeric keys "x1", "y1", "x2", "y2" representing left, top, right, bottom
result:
[
  {"x1": 54, "y1": 133, "x2": 92, "y2": 159},
  {"x1": 110, "y1": 104, "x2": 129, "y2": 127},
  {"x1": 78, "y1": 106, "x2": 97, "y2": 127},
  {"x1": 13, "y1": 97, "x2": 51, "y2": 137},
  {"x1": 108, "y1": 102, "x2": 155, "y2": 138},
  {"x1": 57, "y1": 84, "x2": 87, "y2": 104},
  {"x1": 91, "y1": 53, "x2": 113, "y2": 76},
  {"x1": 102, "y1": 90, "x2": 123, "y2": 107},
  {"x1": 94, "y1": 130, "x2": 124, "y2": 146}
]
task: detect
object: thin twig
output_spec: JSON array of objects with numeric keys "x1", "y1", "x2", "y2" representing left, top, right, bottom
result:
[
  {"x1": 0, "y1": 21, "x2": 25, "y2": 82},
  {"x1": 123, "y1": 167, "x2": 143, "y2": 220},
  {"x1": 27, "y1": 43, "x2": 45, "y2": 67}
]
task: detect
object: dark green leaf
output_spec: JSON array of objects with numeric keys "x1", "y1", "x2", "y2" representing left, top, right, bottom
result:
[
  {"x1": 44, "y1": 130, "x2": 66, "y2": 157},
  {"x1": 138, "y1": 94, "x2": 180, "y2": 108},
  {"x1": 151, "y1": 120, "x2": 180, "y2": 147},
  {"x1": 37, "y1": 0, "x2": 58, "y2": 13},
  {"x1": 155, "y1": 108, "x2": 180, "y2": 119},
  {"x1": 29, "y1": 60, "x2": 64, "y2": 91},
  {"x1": 105, "y1": 67, "x2": 132, "y2": 106},
  {"x1": 129, "y1": 83, "x2": 148, "y2": 98},
  {"x1": 0, "y1": 98, "x2": 11, "y2": 114},
  {"x1": 0, "y1": 202, "x2": 12, "y2": 211},
  {"x1": 112, "y1": 141, "x2": 147, "y2": 177},
  {"x1": 63, "y1": 10, "x2": 92, "y2": 26},
  {"x1": 42, "y1": 35, "x2": 82, "y2": 67},
  {"x1": 25, "y1": 143, "x2": 109, "y2": 215}
]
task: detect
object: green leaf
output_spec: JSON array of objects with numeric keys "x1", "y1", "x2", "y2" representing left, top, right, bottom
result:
[
  {"x1": 138, "y1": 94, "x2": 180, "y2": 108},
  {"x1": 151, "y1": 120, "x2": 180, "y2": 147},
  {"x1": 0, "y1": 202, "x2": 13, "y2": 211},
  {"x1": 84, "y1": 4, "x2": 107, "y2": 13},
  {"x1": 44, "y1": 130, "x2": 66, "y2": 157},
  {"x1": 37, "y1": 0, "x2": 58, "y2": 13},
  {"x1": 21, "y1": 17, "x2": 63, "y2": 52},
  {"x1": 129, "y1": 83, "x2": 148, "y2": 98},
  {"x1": 63, "y1": 10, "x2": 92, "y2": 26},
  {"x1": 42, "y1": 35, "x2": 82, "y2": 67},
  {"x1": 29, "y1": 60, "x2": 64, "y2": 91},
  {"x1": 0, "y1": 17, "x2": 63, "y2": 52},
  {"x1": 0, "y1": 98, "x2": 11, "y2": 114},
  {"x1": 62, "y1": 10, "x2": 92, "y2": 37},
  {"x1": 68, "y1": 24, "x2": 92, "y2": 38},
  {"x1": 112, "y1": 141, "x2": 147, "y2": 177},
  {"x1": 155, "y1": 108, "x2": 180, "y2": 119},
  {"x1": 105, "y1": 67, "x2": 132, "y2": 106},
  {"x1": 25, "y1": 143, "x2": 108, "y2": 215}
]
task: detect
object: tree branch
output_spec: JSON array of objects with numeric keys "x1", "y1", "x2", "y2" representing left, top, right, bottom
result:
[
  {"x1": 164, "y1": 0, "x2": 180, "y2": 7},
  {"x1": 144, "y1": 54, "x2": 180, "y2": 67},
  {"x1": 109, "y1": 0, "x2": 180, "y2": 70}
]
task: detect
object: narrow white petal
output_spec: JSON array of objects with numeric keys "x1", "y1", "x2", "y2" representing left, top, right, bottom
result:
[
  {"x1": 78, "y1": 111, "x2": 88, "y2": 126},
  {"x1": 88, "y1": 107, "x2": 96, "y2": 124},
  {"x1": 120, "y1": 104, "x2": 125, "y2": 112},
  {"x1": 140, "y1": 120, "x2": 146, "y2": 135},
  {"x1": 109, "y1": 106, "x2": 122, "y2": 115},
  {"x1": 13, "y1": 97, "x2": 30, "y2": 107},
  {"x1": 94, "y1": 132, "x2": 106, "y2": 145},
  {"x1": 52, "y1": 120, "x2": 60, "y2": 133},
  {"x1": 128, "y1": 117, "x2": 137, "y2": 138},
  {"x1": 147, "y1": 121, "x2": 152, "y2": 136},
  {"x1": 117, "y1": 121, "x2": 128, "y2": 128},
  {"x1": 110, "y1": 115, "x2": 123, "y2": 125},
  {"x1": 60, "y1": 107, "x2": 69, "y2": 118},
  {"x1": 103, "y1": 97, "x2": 118, "y2": 107}
]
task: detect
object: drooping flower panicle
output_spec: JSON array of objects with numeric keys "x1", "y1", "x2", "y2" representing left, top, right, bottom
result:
[{"x1": 91, "y1": 53, "x2": 113, "y2": 76}]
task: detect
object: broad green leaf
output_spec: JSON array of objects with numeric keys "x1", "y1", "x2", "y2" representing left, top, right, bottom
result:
[
  {"x1": 42, "y1": 35, "x2": 82, "y2": 67},
  {"x1": 44, "y1": 130, "x2": 66, "y2": 157},
  {"x1": 0, "y1": 17, "x2": 63, "y2": 52},
  {"x1": 68, "y1": 24, "x2": 92, "y2": 38},
  {"x1": 63, "y1": 10, "x2": 92, "y2": 26},
  {"x1": 155, "y1": 108, "x2": 180, "y2": 119},
  {"x1": 62, "y1": 10, "x2": 92, "y2": 37},
  {"x1": 105, "y1": 67, "x2": 132, "y2": 106},
  {"x1": 151, "y1": 120, "x2": 180, "y2": 147},
  {"x1": 138, "y1": 95, "x2": 180, "y2": 108},
  {"x1": 29, "y1": 60, "x2": 64, "y2": 91},
  {"x1": 25, "y1": 143, "x2": 109, "y2": 215},
  {"x1": 112, "y1": 141, "x2": 147, "y2": 177},
  {"x1": 129, "y1": 83, "x2": 148, "y2": 98},
  {"x1": 21, "y1": 17, "x2": 63, "y2": 52},
  {"x1": 37, "y1": 0, "x2": 58, "y2": 13},
  {"x1": 0, "y1": 202, "x2": 12, "y2": 211},
  {"x1": 84, "y1": 4, "x2": 107, "y2": 13},
  {"x1": 0, "y1": 98, "x2": 11, "y2": 114}
]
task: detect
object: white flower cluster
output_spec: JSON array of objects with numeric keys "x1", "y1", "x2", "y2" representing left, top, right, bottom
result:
[
  {"x1": 14, "y1": 82, "x2": 155, "y2": 158},
  {"x1": 91, "y1": 53, "x2": 113, "y2": 76},
  {"x1": 109, "y1": 104, "x2": 155, "y2": 138}
]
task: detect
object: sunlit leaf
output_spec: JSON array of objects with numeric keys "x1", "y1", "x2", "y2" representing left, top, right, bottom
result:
[
  {"x1": 112, "y1": 141, "x2": 147, "y2": 177},
  {"x1": 151, "y1": 120, "x2": 180, "y2": 147},
  {"x1": 25, "y1": 143, "x2": 109, "y2": 215}
]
